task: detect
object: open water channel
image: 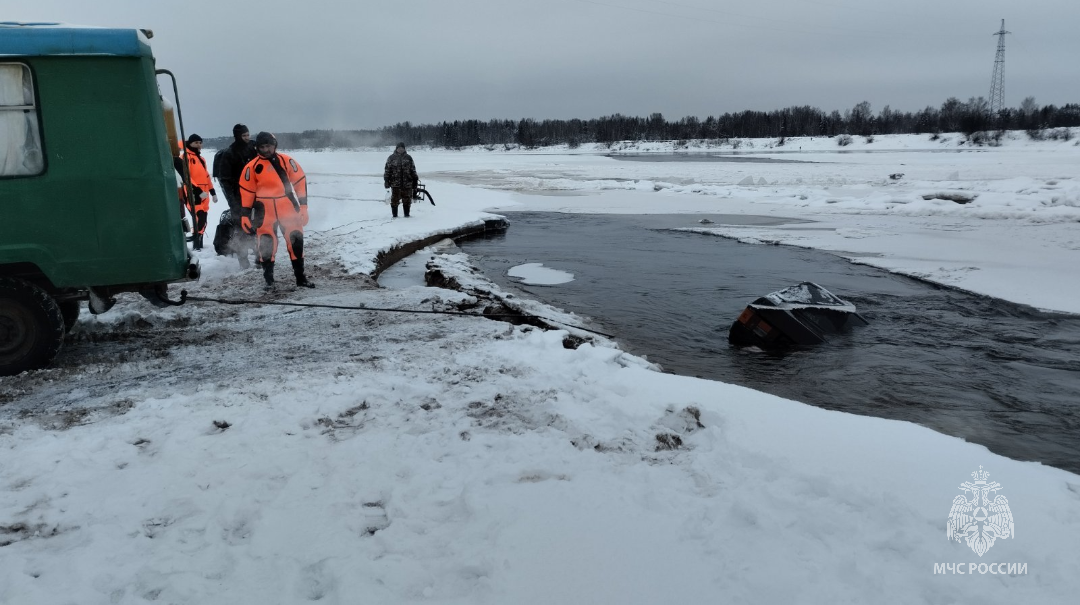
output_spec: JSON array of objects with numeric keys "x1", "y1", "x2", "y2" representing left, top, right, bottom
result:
[{"x1": 452, "y1": 211, "x2": 1080, "y2": 474}]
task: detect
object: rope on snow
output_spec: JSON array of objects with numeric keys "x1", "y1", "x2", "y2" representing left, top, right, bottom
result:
[{"x1": 180, "y1": 292, "x2": 615, "y2": 339}]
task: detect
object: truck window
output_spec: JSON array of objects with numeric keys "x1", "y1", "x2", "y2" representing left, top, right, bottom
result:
[{"x1": 0, "y1": 63, "x2": 45, "y2": 177}]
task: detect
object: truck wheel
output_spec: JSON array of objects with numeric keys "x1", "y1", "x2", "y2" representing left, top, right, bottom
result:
[
  {"x1": 59, "y1": 300, "x2": 81, "y2": 333},
  {"x1": 0, "y1": 278, "x2": 66, "y2": 376}
]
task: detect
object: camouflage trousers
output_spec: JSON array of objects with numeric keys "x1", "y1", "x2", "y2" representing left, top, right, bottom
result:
[{"x1": 390, "y1": 187, "x2": 413, "y2": 217}]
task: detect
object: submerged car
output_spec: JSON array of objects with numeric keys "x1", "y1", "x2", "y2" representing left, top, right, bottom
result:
[{"x1": 729, "y1": 282, "x2": 868, "y2": 348}]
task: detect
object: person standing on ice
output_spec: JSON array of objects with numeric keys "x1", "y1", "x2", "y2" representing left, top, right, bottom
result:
[
  {"x1": 238, "y1": 132, "x2": 314, "y2": 289},
  {"x1": 215, "y1": 123, "x2": 258, "y2": 267},
  {"x1": 175, "y1": 134, "x2": 217, "y2": 250},
  {"x1": 383, "y1": 142, "x2": 419, "y2": 218}
]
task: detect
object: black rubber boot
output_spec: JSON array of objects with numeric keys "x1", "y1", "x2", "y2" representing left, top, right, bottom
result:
[
  {"x1": 292, "y1": 259, "x2": 315, "y2": 288},
  {"x1": 403, "y1": 202, "x2": 411, "y2": 218},
  {"x1": 262, "y1": 260, "x2": 275, "y2": 289},
  {"x1": 194, "y1": 211, "x2": 207, "y2": 248}
]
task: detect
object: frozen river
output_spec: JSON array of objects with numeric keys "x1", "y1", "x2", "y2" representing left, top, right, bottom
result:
[{"x1": 457, "y1": 211, "x2": 1080, "y2": 474}]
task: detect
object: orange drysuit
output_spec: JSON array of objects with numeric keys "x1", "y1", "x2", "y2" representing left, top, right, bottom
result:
[
  {"x1": 238, "y1": 153, "x2": 309, "y2": 262},
  {"x1": 179, "y1": 148, "x2": 216, "y2": 234}
]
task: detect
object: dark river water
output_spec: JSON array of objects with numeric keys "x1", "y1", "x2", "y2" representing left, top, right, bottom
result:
[{"x1": 457, "y1": 212, "x2": 1080, "y2": 474}]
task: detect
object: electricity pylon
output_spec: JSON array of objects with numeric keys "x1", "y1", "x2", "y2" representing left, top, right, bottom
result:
[{"x1": 988, "y1": 19, "x2": 1010, "y2": 118}]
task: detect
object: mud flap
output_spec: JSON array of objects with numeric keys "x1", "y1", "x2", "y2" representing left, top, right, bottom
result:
[
  {"x1": 139, "y1": 284, "x2": 187, "y2": 307},
  {"x1": 87, "y1": 287, "x2": 116, "y2": 315}
]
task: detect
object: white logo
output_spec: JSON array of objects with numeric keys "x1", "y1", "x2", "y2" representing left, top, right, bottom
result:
[{"x1": 947, "y1": 466, "x2": 1014, "y2": 557}]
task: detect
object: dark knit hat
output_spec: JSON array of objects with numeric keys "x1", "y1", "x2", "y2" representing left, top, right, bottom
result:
[
  {"x1": 396, "y1": 142, "x2": 406, "y2": 150},
  {"x1": 255, "y1": 131, "x2": 277, "y2": 147},
  {"x1": 186, "y1": 133, "x2": 203, "y2": 143},
  {"x1": 233, "y1": 123, "x2": 249, "y2": 137}
]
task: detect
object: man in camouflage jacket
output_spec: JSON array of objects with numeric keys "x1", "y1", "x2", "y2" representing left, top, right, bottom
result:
[{"x1": 383, "y1": 142, "x2": 419, "y2": 218}]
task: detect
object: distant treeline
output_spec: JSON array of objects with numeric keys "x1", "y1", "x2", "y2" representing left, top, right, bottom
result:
[{"x1": 205, "y1": 96, "x2": 1080, "y2": 150}]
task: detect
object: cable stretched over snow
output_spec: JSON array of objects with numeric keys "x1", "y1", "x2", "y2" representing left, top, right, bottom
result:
[{"x1": 181, "y1": 293, "x2": 615, "y2": 338}]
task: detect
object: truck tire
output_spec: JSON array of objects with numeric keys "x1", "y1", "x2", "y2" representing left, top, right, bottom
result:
[
  {"x1": 0, "y1": 278, "x2": 66, "y2": 376},
  {"x1": 59, "y1": 300, "x2": 81, "y2": 333}
]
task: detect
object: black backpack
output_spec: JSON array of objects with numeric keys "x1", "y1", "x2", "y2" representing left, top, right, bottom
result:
[
  {"x1": 213, "y1": 210, "x2": 233, "y2": 256},
  {"x1": 212, "y1": 148, "x2": 228, "y2": 180}
]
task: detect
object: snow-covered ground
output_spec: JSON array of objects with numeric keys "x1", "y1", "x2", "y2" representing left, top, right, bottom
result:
[{"x1": 2, "y1": 133, "x2": 1078, "y2": 604}]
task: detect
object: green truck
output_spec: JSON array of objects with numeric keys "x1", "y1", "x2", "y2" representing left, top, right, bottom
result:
[{"x1": 0, "y1": 23, "x2": 199, "y2": 376}]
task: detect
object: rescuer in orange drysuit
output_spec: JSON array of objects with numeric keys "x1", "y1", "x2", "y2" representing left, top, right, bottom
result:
[
  {"x1": 174, "y1": 133, "x2": 217, "y2": 250},
  {"x1": 238, "y1": 131, "x2": 313, "y2": 289}
]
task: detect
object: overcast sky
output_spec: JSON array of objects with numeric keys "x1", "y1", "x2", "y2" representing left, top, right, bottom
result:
[{"x1": 8, "y1": 0, "x2": 1079, "y2": 137}]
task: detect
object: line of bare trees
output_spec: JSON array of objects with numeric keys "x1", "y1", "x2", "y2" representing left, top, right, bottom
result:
[{"x1": 206, "y1": 96, "x2": 1080, "y2": 150}]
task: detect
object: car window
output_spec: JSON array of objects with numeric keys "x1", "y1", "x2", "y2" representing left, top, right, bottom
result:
[{"x1": 0, "y1": 63, "x2": 45, "y2": 177}]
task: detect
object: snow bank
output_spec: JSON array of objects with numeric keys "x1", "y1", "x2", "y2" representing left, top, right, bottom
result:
[{"x1": 2, "y1": 134, "x2": 1078, "y2": 603}]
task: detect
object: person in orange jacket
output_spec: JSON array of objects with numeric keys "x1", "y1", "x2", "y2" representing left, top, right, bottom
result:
[
  {"x1": 174, "y1": 134, "x2": 217, "y2": 250},
  {"x1": 238, "y1": 132, "x2": 313, "y2": 289}
]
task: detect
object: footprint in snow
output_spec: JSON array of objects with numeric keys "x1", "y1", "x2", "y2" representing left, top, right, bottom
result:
[
  {"x1": 360, "y1": 501, "x2": 390, "y2": 537},
  {"x1": 298, "y1": 559, "x2": 338, "y2": 602}
]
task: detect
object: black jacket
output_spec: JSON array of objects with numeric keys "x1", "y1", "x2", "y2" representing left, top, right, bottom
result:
[{"x1": 216, "y1": 140, "x2": 257, "y2": 202}]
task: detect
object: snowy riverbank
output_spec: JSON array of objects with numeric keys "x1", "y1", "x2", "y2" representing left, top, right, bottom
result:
[{"x1": 2, "y1": 133, "x2": 1078, "y2": 603}]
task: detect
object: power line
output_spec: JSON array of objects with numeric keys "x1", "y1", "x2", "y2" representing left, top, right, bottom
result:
[
  {"x1": 579, "y1": 0, "x2": 980, "y2": 42},
  {"x1": 577, "y1": 0, "x2": 867, "y2": 38},
  {"x1": 655, "y1": 0, "x2": 934, "y2": 39},
  {"x1": 797, "y1": 0, "x2": 931, "y2": 22},
  {"x1": 576, "y1": 0, "x2": 745, "y2": 29}
]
